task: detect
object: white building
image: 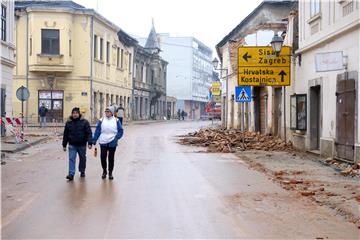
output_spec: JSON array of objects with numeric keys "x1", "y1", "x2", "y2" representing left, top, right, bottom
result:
[
  {"x1": 0, "y1": 0, "x2": 15, "y2": 136},
  {"x1": 139, "y1": 34, "x2": 213, "y2": 120},
  {"x1": 291, "y1": 0, "x2": 359, "y2": 162}
]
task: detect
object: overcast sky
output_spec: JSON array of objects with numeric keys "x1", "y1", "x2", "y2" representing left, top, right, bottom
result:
[{"x1": 74, "y1": 0, "x2": 263, "y2": 56}]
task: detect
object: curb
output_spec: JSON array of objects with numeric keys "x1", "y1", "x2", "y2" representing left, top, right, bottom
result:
[{"x1": 1, "y1": 137, "x2": 48, "y2": 154}]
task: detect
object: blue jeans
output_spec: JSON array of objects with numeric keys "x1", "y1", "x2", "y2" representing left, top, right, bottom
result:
[
  {"x1": 68, "y1": 145, "x2": 87, "y2": 176},
  {"x1": 40, "y1": 116, "x2": 46, "y2": 128}
]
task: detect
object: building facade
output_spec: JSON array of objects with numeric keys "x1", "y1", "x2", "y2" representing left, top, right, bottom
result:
[
  {"x1": 289, "y1": 0, "x2": 359, "y2": 162},
  {"x1": 13, "y1": 1, "x2": 135, "y2": 124},
  {"x1": 139, "y1": 34, "x2": 213, "y2": 120},
  {"x1": 133, "y1": 25, "x2": 167, "y2": 120},
  {"x1": 215, "y1": 0, "x2": 297, "y2": 131},
  {"x1": 1, "y1": 0, "x2": 15, "y2": 136}
]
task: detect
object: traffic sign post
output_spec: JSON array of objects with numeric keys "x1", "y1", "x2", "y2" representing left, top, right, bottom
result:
[
  {"x1": 238, "y1": 46, "x2": 291, "y2": 86},
  {"x1": 16, "y1": 86, "x2": 30, "y2": 132},
  {"x1": 235, "y1": 86, "x2": 251, "y2": 103}
]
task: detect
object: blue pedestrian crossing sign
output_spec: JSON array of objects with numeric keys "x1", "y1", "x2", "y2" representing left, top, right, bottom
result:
[{"x1": 236, "y1": 86, "x2": 251, "y2": 102}]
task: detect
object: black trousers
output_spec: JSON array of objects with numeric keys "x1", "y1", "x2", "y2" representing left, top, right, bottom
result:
[{"x1": 100, "y1": 146, "x2": 116, "y2": 174}]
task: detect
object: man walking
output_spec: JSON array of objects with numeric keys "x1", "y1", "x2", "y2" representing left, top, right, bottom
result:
[
  {"x1": 181, "y1": 110, "x2": 186, "y2": 120},
  {"x1": 38, "y1": 103, "x2": 48, "y2": 128},
  {"x1": 177, "y1": 109, "x2": 181, "y2": 120},
  {"x1": 62, "y1": 107, "x2": 93, "y2": 181},
  {"x1": 116, "y1": 104, "x2": 125, "y2": 125}
]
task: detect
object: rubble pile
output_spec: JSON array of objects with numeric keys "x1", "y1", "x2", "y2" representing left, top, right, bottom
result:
[{"x1": 178, "y1": 127, "x2": 294, "y2": 153}]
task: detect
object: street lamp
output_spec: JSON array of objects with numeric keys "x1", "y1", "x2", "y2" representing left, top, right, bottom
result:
[
  {"x1": 270, "y1": 33, "x2": 284, "y2": 56},
  {"x1": 212, "y1": 57, "x2": 228, "y2": 128},
  {"x1": 212, "y1": 57, "x2": 219, "y2": 69},
  {"x1": 270, "y1": 33, "x2": 287, "y2": 142}
]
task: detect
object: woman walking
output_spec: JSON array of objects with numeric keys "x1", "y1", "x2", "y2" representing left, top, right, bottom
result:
[{"x1": 93, "y1": 106, "x2": 123, "y2": 180}]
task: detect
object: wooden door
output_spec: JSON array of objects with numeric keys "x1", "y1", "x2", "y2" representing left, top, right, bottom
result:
[{"x1": 336, "y1": 79, "x2": 355, "y2": 161}]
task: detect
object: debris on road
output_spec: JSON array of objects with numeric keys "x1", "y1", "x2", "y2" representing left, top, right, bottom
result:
[{"x1": 178, "y1": 127, "x2": 294, "y2": 153}]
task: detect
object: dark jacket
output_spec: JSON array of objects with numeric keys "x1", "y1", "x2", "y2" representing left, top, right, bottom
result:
[
  {"x1": 62, "y1": 115, "x2": 92, "y2": 147},
  {"x1": 38, "y1": 106, "x2": 48, "y2": 117},
  {"x1": 93, "y1": 117, "x2": 123, "y2": 148}
]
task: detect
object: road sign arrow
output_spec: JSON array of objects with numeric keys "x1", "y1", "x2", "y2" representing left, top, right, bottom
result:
[
  {"x1": 278, "y1": 70, "x2": 287, "y2": 82},
  {"x1": 242, "y1": 52, "x2": 252, "y2": 62}
]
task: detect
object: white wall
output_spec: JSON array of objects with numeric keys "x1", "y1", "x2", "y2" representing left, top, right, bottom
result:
[
  {"x1": 296, "y1": 0, "x2": 360, "y2": 150},
  {"x1": 299, "y1": 0, "x2": 359, "y2": 50},
  {"x1": 1, "y1": 0, "x2": 15, "y2": 119},
  {"x1": 296, "y1": 29, "x2": 359, "y2": 141}
]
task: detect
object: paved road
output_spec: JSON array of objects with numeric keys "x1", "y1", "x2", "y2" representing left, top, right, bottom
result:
[{"x1": 2, "y1": 121, "x2": 359, "y2": 239}]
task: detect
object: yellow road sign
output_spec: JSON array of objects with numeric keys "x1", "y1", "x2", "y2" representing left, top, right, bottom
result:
[
  {"x1": 238, "y1": 67, "x2": 290, "y2": 86},
  {"x1": 238, "y1": 46, "x2": 291, "y2": 86},
  {"x1": 211, "y1": 82, "x2": 221, "y2": 96}
]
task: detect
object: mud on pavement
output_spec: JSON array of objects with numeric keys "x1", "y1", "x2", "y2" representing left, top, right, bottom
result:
[{"x1": 178, "y1": 127, "x2": 360, "y2": 229}]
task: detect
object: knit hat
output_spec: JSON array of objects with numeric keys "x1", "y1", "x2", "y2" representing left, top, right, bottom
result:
[
  {"x1": 105, "y1": 105, "x2": 115, "y2": 115},
  {"x1": 72, "y1": 107, "x2": 80, "y2": 114}
]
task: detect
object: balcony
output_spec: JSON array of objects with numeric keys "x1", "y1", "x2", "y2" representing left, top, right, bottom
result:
[
  {"x1": 29, "y1": 54, "x2": 73, "y2": 72},
  {"x1": 134, "y1": 81, "x2": 151, "y2": 91}
]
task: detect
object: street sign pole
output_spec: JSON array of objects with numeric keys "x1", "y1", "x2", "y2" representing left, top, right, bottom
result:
[
  {"x1": 16, "y1": 86, "x2": 30, "y2": 134},
  {"x1": 21, "y1": 99, "x2": 24, "y2": 133},
  {"x1": 242, "y1": 102, "x2": 245, "y2": 147},
  {"x1": 283, "y1": 86, "x2": 286, "y2": 143}
]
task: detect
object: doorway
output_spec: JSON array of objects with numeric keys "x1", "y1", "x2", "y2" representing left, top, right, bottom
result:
[
  {"x1": 274, "y1": 88, "x2": 282, "y2": 136},
  {"x1": 253, "y1": 87, "x2": 266, "y2": 134},
  {"x1": 336, "y1": 79, "x2": 356, "y2": 161},
  {"x1": 310, "y1": 86, "x2": 321, "y2": 150},
  {"x1": 38, "y1": 90, "x2": 64, "y2": 123}
]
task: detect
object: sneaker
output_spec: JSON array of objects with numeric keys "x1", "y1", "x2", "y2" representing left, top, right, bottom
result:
[
  {"x1": 80, "y1": 172, "x2": 85, "y2": 178},
  {"x1": 109, "y1": 174, "x2": 114, "y2": 180},
  {"x1": 66, "y1": 175, "x2": 74, "y2": 181}
]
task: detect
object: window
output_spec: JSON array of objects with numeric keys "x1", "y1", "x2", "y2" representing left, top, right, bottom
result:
[
  {"x1": 151, "y1": 69, "x2": 154, "y2": 84},
  {"x1": 128, "y1": 53, "x2": 132, "y2": 71},
  {"x1": 41, "y1": 29, "x2": 60, "y2": 55},
  {"x1": 69, "y1": 39, "x2": 71, "y2": 56},
  {"x1": 120, "y1": 49, "x2": 124, "y2": 68},
  {"x1": 94, "y1": 35, "x2": 98, "y2": 59},
  {"x1": 1, "y1": 4, "x2": 6, "y2": 41},
  {"x1": 116, "y1": 47, "x2": 120, "y2": 67},
  {"x1": 106, "y1": 41, "x2": 110, "y2": 63},
  {"x1": 100, "y1": 38, "x2": 103, "y2": 61},
  {"x1": 310, "y1": 0, "x2": 320, "y2": 17},
  {"x1": 290, "y1": 94, "x2": 307, "y2": 131},
  {"x1": 30, "y1": 37, "x2": 32, "y2": 56}
]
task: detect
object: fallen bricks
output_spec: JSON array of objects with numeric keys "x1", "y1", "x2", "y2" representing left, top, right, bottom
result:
[{"x1": 178, "y1": 127, "x2": 294, "y2": 153}]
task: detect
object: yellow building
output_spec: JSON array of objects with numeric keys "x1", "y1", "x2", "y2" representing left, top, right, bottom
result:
[{"x1": 13, "y1": 1, "x2": 135, "y2": 124}]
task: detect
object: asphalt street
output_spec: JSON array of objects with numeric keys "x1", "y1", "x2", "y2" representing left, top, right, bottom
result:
[{"x1": 1, "y1": 121, "x2": 359, "y2": 239}]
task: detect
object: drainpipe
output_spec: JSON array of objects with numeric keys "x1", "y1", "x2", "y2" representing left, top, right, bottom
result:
[
  {"x1": 90, "y1": 15, "x2": 94, "y2": 123},
  {"x1": 25, "y1": 10, "x2": 29, "y2": 124}
]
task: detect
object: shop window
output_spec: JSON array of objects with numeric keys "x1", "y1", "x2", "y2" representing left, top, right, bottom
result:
[{"x1": 290, "y1": 94, "x2": 307, "y2": 131}]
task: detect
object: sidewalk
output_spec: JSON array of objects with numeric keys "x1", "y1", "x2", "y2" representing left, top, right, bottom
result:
[
  {"x1": 235, "y1": 150, "x2": 360, "y2": 228},
  {"x1": 1, "y1": 128, "x2": 59, "y2": 154}
]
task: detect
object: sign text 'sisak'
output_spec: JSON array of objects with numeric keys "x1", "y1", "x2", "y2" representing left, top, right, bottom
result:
[{"x1": 238, "y1": 46, "x2": 291, "y2": 86}]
